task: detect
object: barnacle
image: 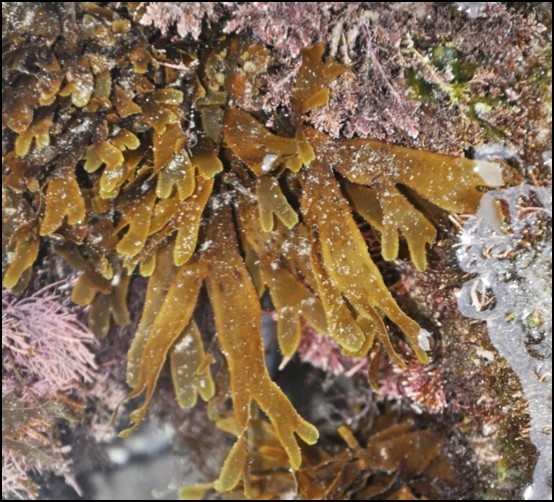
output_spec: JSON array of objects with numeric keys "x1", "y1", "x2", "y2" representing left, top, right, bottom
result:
[{"x1": 2, "y1": 3, "x2": 502, "y2": 494}]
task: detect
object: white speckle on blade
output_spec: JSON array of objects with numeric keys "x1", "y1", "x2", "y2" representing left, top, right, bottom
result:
[
  {"x1": 473, "y1": 160, "x2": 503, "y2": 186},
  {"x1": 417, "y1": 329, "x2": 432, "y2": 351},
  {"x1": 261, "y1": 154, "x2": 278, "y2": 173}
]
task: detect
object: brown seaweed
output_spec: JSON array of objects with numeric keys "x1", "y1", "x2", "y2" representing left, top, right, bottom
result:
[
  {"x1": 1, "y1": 3, "x2": 502, "y2": 494},
  {"x1": 180, "y1": 412, "x2": 459, "y2": 500}
]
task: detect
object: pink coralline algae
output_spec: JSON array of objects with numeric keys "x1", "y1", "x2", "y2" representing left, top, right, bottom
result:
[
  {"x1": 2, "y1": 284, "x2": 97, "y2": 499},
  {"x1": 384, "y1": 362, "x2": 447, "y2": 415},
  {"x1": 139, "y1": 2, "x2": 222, "y2": 40},
  {"x1": 222, "y1": 2, "x2": 342, "y2": 57},
  {"x1": 2, "y1": 284, "x2": 97, "y2": 397},
  {"x1": 297, "y1": 324, "x2": 367, "y2": 377},
  {"x1": 136, "y1": 2, "x2": 420, "y2": 138}
]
